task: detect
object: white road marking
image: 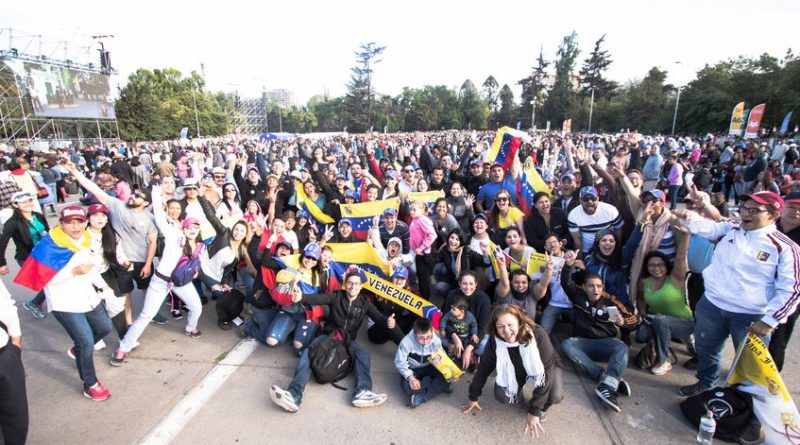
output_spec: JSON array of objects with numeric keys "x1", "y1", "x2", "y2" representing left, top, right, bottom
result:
[{"x1": 138, "y1": 339, "x2": 258, "y2": 445}]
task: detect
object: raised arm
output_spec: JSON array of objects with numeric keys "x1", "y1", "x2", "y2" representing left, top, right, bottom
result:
[
  {"x1": 670, "y1": 222, "x2": 690, "y2": 287},
  {"x1": 65, "y1": 163, "x2": 109, "y2": 205}
]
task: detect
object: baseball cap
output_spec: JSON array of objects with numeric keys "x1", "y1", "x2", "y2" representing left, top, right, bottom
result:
[
  {"x1": 639, "y1": 189, "x2": 666, "y2": 203},
  {"x1": 290, "y1": 171, "x2": 303, "y2": 180},
  {"x1": 384, "y1": 170, "x2": 397, "y2": 180},
  {"x1": 10, "y1": 191, "x2": 34, "y2": 204},
  {"x1": 338, "y1": 218, "x2": 352, "y2": 227},
  {"x1": 60, "y1": 205, "x2": 87, "y2": 222},
  {"x1": 472, "y1": 213, "x2": 489, "y2": 224},
  {"x1": 344, "y1": 190, "x2": 359, "y2": 200},
  {"x1": 87, "y1": 203, "x2": 109, "y2": 216},
  {"x1": 335, "y1": 174, "x2": 347, "y2": 181},
  {"x1": 392, "y1": 265, "x2": 409, "y2": 280},
  {"x1": 303, "y1": 242, "x2": 321, "y2": 260},
  {"x1": 783, "y1": 191, "x2": 800, "y2": 203},
  {"x1": 183, "y1": 178, "x2": 199, "y2": 189},
  {"x1": 297, "y1": 209, "x2": 311, "y2": 220},
  {"x1": 181, "y1": 217, "x2": 201, "y2": 229},
  {"x1": 383, "y1": 208, "x2": 398, "y2": 217},
  {"x1": 274, "y1": 240, "x2": 293, "y2": 252},
  {"x1": 580, "y1": 186, "x2": 599, "y2": 199},
  {"x1": 560, "y1": 173, "x2": 575, "y2": 183},
  {"x1": 388, "y1": 237, "x2": 402, "y2": 247},
  {"x1": 740, "y1": 191, "x2": 784, "y2": 212}
]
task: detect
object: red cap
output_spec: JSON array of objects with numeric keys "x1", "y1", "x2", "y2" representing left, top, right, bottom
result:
[
  {"x1": 87, "y1": 203, "x2": 108, "y2": 216},
  {"x1": 740, "y1": 191, "x2": 784, "y2": 213},
  {"x1": 60, "y1": 205, "x2": 87, "y2": 222}
]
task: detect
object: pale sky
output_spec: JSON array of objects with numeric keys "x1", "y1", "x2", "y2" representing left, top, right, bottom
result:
[{"x1": 4, "y1": 0, "x2": 799, "y2": 105}]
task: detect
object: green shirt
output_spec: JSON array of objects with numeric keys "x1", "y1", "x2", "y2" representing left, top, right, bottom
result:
[
  {"x1": 29, "y1": 217, "x2": 45, "y2": 245},
  {"x1": 643, "y1": 277, "x2": 692, "y2": 321}
]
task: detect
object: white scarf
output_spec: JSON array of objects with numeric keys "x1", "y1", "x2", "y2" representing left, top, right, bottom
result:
[{"x1": 495, "y1": 332, "x2": 546, "y2": 404}]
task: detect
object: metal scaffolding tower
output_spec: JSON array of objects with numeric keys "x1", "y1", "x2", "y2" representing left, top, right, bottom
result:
[{"x1": 231, "y1": 91, "x2": 268, "y2": 136}]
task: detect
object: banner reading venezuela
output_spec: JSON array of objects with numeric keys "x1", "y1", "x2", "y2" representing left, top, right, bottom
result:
[
  {"x1": 744, "y1": 103, "x2": 766, "y2": 139},
  {"x1": 486, "y1": 126, "x2": 531, "y2": 170},
  {"x1": 361, "y1": 270, "x2": 443, "y2": 331},
  {"x1": 295, "y1": 183, "x2": 334, "y2": 229},
  {"x1": 339, "y1": 198, "x2": 400, "y2": 239},
  {"x1": 728, "y1": 102, "x2": 746, "y2": 136},
  {"x1": 14, "y1": 227, "x2": 92, "y2": 292},
  {"x1": 727, "y1": 334, "x2": 800, "y2": 444},
  {"x1": 517, "y1": 156, "x2": 551, "y2": 215},
  {"x1": 277, "y1": 242, "x2": 390, "y2": 292}
]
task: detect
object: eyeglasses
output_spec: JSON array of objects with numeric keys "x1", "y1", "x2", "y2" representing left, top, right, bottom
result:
[
  {"x1": 213, "y1": 175, "x2": 226, "y2": 179},
  {"x1": 495, "y1": 197, "x2": 509, "y2": 202},
  {"x1": 415, "y1": 334, "x2": 434, "y2": 342},
  {"x1": 738, "y1": 205, "x2": 769, "y2": 216},
  {"x1": 581, "y1": 196, "x2": 598, "y2": 202}
]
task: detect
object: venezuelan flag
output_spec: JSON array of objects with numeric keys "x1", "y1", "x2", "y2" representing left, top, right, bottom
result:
[
  {"x1": 517, "y1": 156, "x2": 551, "y2": 215},
  {"x1": 277, "y1": 242, "x2": 390, "y2": 289},
  {"x1": 486, "y1": 126, "x2": 529, "y2": 170},
  {"x1": 14, "y1": 227, "x2": 92, "y2": 292},
  {"x1": 407, "y1": 190, "x2": 445, "y2": 214},
  {"x1": 361, "y1": 270, "x2": 443, "y2": 331},
  {"x1": 295, "y1": 183, "x2": 334, "y2": 230},
  {"x1": 339, "y1": 198, "x2": 400, "y2": 240}
]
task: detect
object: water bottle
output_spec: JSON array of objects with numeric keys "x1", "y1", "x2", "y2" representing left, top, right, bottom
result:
[{"x1": 697, "y1": 410, "x2": 716, "y2": 444}]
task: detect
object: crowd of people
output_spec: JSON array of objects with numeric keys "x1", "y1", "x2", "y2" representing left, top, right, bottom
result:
[{"x1": 0, "y1": 129, "x2": 799, "y2": 443}]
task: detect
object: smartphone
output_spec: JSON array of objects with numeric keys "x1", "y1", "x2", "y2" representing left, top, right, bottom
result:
[{"x1": 606, "y1": 306, "x2": 619, "y2": 322}]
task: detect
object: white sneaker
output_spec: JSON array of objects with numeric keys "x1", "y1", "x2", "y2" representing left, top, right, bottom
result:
[
  {"x1": 352, "y1": 390, "x2": 388, "y2": 408},
  {"x1": 269, "y1": 385, "x2": 299, "y2": 413},
  {"x1": 94, "y1": 339, "x2": 107, "y2": 351},
  {"x1": 650, "y1": 361, "x2": 673, "y2": 376}
]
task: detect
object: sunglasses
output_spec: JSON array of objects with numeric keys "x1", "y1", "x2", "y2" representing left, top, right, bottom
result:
[
  {"x1": 495, "y1": 196, "x2": 509, "y2": 202},
  {"x1": 581, "y1": 196, "x2": 598, "y2": 202}
]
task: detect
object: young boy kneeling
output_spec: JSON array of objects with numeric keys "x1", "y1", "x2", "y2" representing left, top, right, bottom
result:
[{"x1": 394, "y1": 318, "x2": 452, "y2": 408}]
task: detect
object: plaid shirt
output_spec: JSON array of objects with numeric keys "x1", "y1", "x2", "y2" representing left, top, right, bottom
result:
[{"x1": 0, "y1": 180, "x2": 21, "y2": 210}]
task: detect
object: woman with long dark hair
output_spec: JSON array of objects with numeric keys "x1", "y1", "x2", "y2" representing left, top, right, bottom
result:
[
  {"x1": 523, "y1": 191, "x2": 571, "y2": 253},
  {"x1": 0, "y1": 192, "x2": 49, "y2": 318},
  {"x1": 215, "y1": 182, "x2": 243, "y2": 226}
]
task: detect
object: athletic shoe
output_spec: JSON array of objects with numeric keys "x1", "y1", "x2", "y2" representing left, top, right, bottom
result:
[
  {"x1": 67, "y1": 346, "x2": 76, "y2": 360},
  {"x1": 443, "y1": 383, "x2": 453, "y2": 394},
  {"x1": 594, "y1": 384, "x2": 621, "y2": 412},
  {"x1": 238, "y1": 324, "x2": 252, "y2": 339},
  {"x1": 352, "y1": 390, "x2": 388, "y2": 408},
  {"x1": 409, "y1": 393, "x2": 426, "y2": 408},
  {"x1": 650, "y1": 361, "x2": 673, "y2": 376},
  {"x1": 23, "y1": 300, "x2": 46, "y2": 319},
  {"x1": 540, "y1": 410, "x2": 548, "y2": 423},
  {"x1": 83, "y1": 381, "x2": 111, "y2": 401},
  {"x1": 171, "y1": 309, "x2": 183, "y2": 320},
  {"x1": 94, "y1": 339, "x2": 107, "y2": 351},
  {"x1": 617, "y1": 379, "x2": 632, "y2": 397},
  {"x1": 110, "y1": 349, "x2": 128, "y2": 367},
  {"x1": 735, "y1": 416, "x2": 765, "y2": 445},
  {"x1": 678, "y1": 382, "x2": 710, "y2": 398},
  {"x1": 152, "y1": 313, "x2": 168, "y2": 325},
  {"x1": 269, "y1": 385, "x2": 299, "y2": 413},
  {"x1": 218, "y1": 321, "x2": 232, "y2": 331},
  {"x1": 131, "y1": 341, "x2": 141, "y2": 351},
  {"x1": 683, "y1": 357, "x2": 699, "y2": 370},
  {"x1": 185, "y1": 328, "x2": 202, "y2": 338}
]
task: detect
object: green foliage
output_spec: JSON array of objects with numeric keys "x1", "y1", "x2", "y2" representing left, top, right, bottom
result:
[
  {"x1": 579, "y1": 34, "x2": 618, "y2": 101},
  {"x1": 115, "y1": 68, "x2": 229, "y2": 140},
  {"x1": 496, "y1": 84, "x2": 516, "y2": 127},
  {"x1": 518, "y1": 47, "x2": 549, "y2": 128},
  {"x1": 459, "y1": 80, "x2": 489, "y2": 130},
  {"x1": 345, "y1": 42, "x2": 386, "y2": 132},
  {"x1": 542, "y1": 31, "x2": 581, "y2": 127}
]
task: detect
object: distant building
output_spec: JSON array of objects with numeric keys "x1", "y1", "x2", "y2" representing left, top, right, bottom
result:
[{"x1": 267, "y1": 89, "x2": 296, "y2": 108}]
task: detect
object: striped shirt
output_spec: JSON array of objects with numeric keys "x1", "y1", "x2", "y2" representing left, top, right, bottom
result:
[{"x1": 567, "y1": 202, "x2": 623, "y2": 253}]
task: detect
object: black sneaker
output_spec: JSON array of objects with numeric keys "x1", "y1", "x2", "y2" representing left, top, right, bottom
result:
[
  {"x1": 617, "y1": 380, "x2": 631, "y2": 397},
  {"x1": 218, "y1": 321, "x2": 232, "y2": 331},
  {"x1": 171, "y1": 309, "x2": 183, "y2": 320},
  {"x1": 735, "y1": 416, "x2": 765, "y2": 445},
  {"x1": 238, "y1": 324, "x2": 252, "y2": 339},
  {"x1": 200, "y1": 296, "x2": 208, "y2": 306},
  {"x1": 678, "y1": 382, "x2": 710, "y2": 398},
  {"x1": 152, "y1": 313, "x2": 168, "y2": 325},
  {"x1": 594, "y1": 384, "x2": 621, "y2": 412},
  {"x1": 683, "y1": 357, "x2": 699, "y2": 370}
]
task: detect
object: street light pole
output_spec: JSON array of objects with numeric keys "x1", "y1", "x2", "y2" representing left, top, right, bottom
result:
[
  {"x1": 588, "y1": 87, "x2": 595, "y2": 133},
  {"x1": 671, "y1": 86, "x2": 681, "y2": 136},
  {"x1": 191, "y1": 83, "x2": 201, "y2": 137}
]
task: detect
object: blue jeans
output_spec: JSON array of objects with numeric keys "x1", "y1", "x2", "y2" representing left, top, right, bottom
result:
[
  {"x1": 560, "y1": 337, "x2": 629, "y2": 390},
  {"x1": 668, "y1": 184, "x2": 681, "y2": 209},
  {"x1": 649, "y1": 314, "x2": 694, "y2": 364},
  {"x1": 245, "y1": 307, "x2": 278, "y2": 344},
  {"x1": 237, "y1": 268, "x2": 255, "y2": 296},
  {"x1": 400, "y1": 365, "x2": 449, "y2": 403},
  {"x1": 287, "y1": 335, "x2": 372, "y2": 405},
  {"x1": 539, "y1": 305, "x2": 573, "y2": 334},
  {"x1": 693, "y1": 296, "x2": 768, "y2": 388},
  {"x1": 267, "y1": 310, "x2": 318, "y2": 354},
  {"x1": 52, "y1": 304, "x2": 113, "y2": 389}
]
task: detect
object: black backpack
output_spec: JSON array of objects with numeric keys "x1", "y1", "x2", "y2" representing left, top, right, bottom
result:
[
  {"x1": 215, "y1": 289, "x2": 245, "y2": 324},
  {"x1": 309, "y1": 330, "x2": 353, "y2": 384},
  {"x1": 680, "y1": 386, "x2": 759, "y2": 442}
]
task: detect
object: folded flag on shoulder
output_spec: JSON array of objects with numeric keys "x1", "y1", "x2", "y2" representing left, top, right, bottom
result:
[
  {"x1": 295, "y1": 183, "x2": 334, "y2": 231},
  {"x1": 339, "y1": 198, "x2": 399, "y2": 240},
  {"x1": 14, "y1": 227, "x2": 92, "y2": 292}
]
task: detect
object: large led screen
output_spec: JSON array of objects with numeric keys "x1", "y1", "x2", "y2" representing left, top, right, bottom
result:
[{"x1": 4, "y1": 59, "x2": 116, "y2": 119}]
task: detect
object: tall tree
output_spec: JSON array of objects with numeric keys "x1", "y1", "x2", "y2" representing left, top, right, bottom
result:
[
  {"x1": 459, "y1": 79, "x2": 489, "y2": 130},
  {"x1": 542, "y1": 31, "x2": 581, "y2": 126},
  {"x1": 481, "y1": 75, "x2": 499, "y2": 112},
  {"x1": 345, "y1": 42, "x2": 386, "y2": 132},
  {"x1": 496, "y1": 84, "x2": 516, "y2": 126},
  {"x1": 624, "y1": 67, "x2": 672, "y2": 132},
  {"x1": 579, "y1": 34, "x2": 618, "y2": 101},
  {"x1": 519, "y1": 46, "x2": 550, "y2": 128}
]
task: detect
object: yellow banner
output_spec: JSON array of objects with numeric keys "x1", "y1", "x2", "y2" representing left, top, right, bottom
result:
[
  {"x1": 728, "y1": 101, "x2": 745, "y2": 136},
  {"x1": 728, "y1": 333, "x2": 790, "y2": 402}
]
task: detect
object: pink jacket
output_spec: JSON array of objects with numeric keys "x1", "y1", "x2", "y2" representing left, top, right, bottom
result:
[{"x1": 409, "y1": 215, "x2": 436, "y2": 253}]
